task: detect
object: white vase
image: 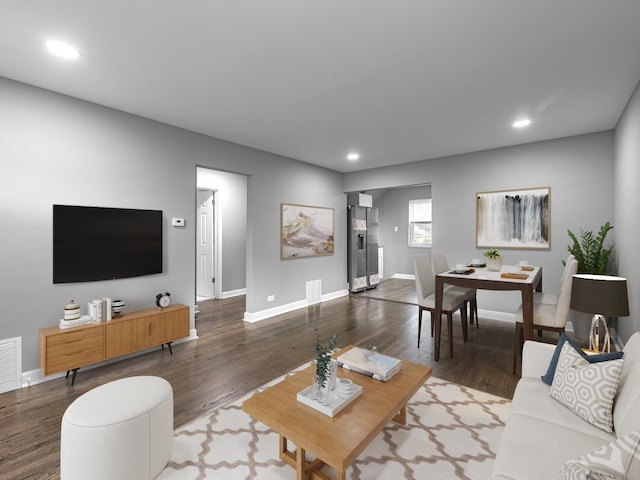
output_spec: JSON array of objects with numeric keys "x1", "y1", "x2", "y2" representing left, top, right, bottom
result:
[{"x1": 486, "y1": 258, "x2": 502, "y2": 271}]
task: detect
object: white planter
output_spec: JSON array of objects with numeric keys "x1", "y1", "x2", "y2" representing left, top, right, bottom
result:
[{"x1": 486, "y1": 258, "x2": 503, "y2": 271}]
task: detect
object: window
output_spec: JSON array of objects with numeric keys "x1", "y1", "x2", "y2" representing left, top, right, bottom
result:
[{"x1": 409, "y1": 198, "x2": 432, "y2": 247}]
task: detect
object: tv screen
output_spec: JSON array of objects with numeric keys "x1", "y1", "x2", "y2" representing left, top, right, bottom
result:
[{"x1": 53, "y1": 205, "x2": 163, "y2": 284}]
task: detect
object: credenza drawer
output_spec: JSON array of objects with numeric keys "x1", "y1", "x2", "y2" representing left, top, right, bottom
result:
[{"x1": 44, "y1": 328, "x2": 105, "y2": 375}]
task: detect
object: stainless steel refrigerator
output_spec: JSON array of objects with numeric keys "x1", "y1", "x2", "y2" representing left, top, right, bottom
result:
[{"x1": 347, "y1": 193, "x2": 379, "y2": 292}]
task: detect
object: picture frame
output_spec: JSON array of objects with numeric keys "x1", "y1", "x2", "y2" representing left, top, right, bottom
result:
[
  {"x1": 281, "y1": 203, "x2": 334, "y2": 259},
  {"x1": 476, "y1": 187, "x2": 550, "y2": 249}
]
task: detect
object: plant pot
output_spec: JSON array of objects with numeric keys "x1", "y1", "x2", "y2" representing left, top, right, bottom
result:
[
  {"x1": 570, "y1": 310, "x2": 593, "y2": 342},
  {"x1": 486, "y1": 258, "x2": 503, "y2": 271}
]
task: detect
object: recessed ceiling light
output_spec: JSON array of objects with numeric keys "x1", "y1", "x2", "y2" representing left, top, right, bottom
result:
[
  {"x1": 513, "y1": 119, "x2": 531, "y2": 128},
  {"x1": 347, "y1": 153, "x2": 360, "y2": 161},
  {"x1": 46, "y1": 40, "x2": 80, "y2": 59}
]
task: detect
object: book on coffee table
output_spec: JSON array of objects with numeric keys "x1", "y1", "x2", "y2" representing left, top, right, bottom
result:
[{"x1": 337, "y1": 347, "x2": 402, "y2": 382}]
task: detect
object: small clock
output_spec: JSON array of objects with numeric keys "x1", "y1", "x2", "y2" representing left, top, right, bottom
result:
[{"x1": 155, "y1": 291, "x2": 171, "y2": 308}]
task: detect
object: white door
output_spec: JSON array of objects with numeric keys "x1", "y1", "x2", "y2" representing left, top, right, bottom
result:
[{"x1": 196, "y1": 190, "x2": 215, "y2": 298}]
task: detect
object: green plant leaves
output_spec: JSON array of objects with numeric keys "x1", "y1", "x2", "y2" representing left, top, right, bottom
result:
[
  {"x1": 315, "y1": 334, "x2": 337, "y2": 387},
  {"x1": 566, "y1": 222, "x2": 613, "y2": 274}
]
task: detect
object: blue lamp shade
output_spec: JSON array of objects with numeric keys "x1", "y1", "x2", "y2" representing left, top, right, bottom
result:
[{"x1": 570, "y1": 274, "x2": 630, "y2": 317}]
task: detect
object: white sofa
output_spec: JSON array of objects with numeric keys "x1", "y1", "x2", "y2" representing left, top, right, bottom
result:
[{"x1": 492, "y1": 332, "x2": 640, "y2": 479}]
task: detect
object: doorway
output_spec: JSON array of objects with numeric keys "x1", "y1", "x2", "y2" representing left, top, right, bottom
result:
[
  {"x1": 195, "y1": 166, "x2": 248, "y2": 305},
  {"x1": 196, "y1": 189, "x2": 217, "y2": 300}
]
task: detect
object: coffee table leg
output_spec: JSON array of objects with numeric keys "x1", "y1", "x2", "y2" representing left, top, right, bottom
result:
[
  {"x1": 392, "y1": 406, "x2": 407, "y2": 425},
  {"x1": 280, "y1": 435, "x2": 331, "y2": 480}
]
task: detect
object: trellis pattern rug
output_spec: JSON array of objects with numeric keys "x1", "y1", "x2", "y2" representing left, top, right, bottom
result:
[{"x1": 158, "y1": 368, "x2": 511, "y2": 480}]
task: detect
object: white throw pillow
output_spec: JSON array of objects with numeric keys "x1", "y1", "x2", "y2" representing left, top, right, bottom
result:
[
  {"x1": 550, "y1": 342, "x2": 624, "y2": 433},
  {"x1": 560, "y1": 431, "x2": 640, "y2": 480}
]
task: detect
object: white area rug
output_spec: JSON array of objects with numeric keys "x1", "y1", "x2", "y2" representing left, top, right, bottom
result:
[{"x1": 158, "y1": 367, "x2": 511, "y2": 480}]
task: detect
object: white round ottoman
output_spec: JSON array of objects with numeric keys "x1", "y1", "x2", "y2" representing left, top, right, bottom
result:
[{"x1": 61, "y1": 376, "x2": 173, "y2": 480}]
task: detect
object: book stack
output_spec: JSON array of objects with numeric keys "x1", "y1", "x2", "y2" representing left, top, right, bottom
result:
[
  {"x1": 337, "y1": 347, "x2": 402, "y2": 382},
  {"x1": 59, "y1": 315, "x2": 93, "y2": 329},
  {"x1": 87, "y1": 297, "x2": 113, "y2": 323}
]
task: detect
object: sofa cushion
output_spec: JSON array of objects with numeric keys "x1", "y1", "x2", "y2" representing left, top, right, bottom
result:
[
  {"x1": 492, "y1": 413, "x2": 616, "y2": 479},
  {"x1": 559, "y1": 430, "x2": 640, "y2": 480},
  {"x1": 510, "y1": 378, "x2": 614, "y2": 441},
  {"x1": 550, "y1": 343, "x2": 624, "y2": 433},
  {"x1": 541, "y1": 333, "x2": 624, "y2": 386},
  {"x1": 614, "y1": 332, "x2": 640, "y2": 437}
]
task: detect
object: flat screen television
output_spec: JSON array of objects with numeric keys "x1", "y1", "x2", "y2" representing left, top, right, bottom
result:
[{"x1": 53, "y1": 205, "x2": 163, "y2": 284}]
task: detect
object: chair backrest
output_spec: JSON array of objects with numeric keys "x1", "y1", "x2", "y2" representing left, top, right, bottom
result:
[
  {"x1": 414, "y1": 254, "x2": 435, "y2": 302},
  {"x1": 560, "y1": 254, "x2": 576, "y2": 284},
  {"x1": 554, "y1": 258, "x2": 579, "y2": 327},
  {"x1": 431, "y1": 250, "x2": 450, "y2": 275}
]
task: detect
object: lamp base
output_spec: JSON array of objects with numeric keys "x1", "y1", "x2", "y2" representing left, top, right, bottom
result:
[{"x1": 588, "y1": 314, "x2": 610, "y2": 353}]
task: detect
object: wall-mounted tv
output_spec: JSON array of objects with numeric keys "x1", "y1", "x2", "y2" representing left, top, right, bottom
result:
[{"x1": 53, "y1": 205, "x2": 163, "y2": 284}]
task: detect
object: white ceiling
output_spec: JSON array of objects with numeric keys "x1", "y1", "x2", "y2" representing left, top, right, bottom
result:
[{"x1": 2, "y1": 1, "x2": 640, "y2": 173}]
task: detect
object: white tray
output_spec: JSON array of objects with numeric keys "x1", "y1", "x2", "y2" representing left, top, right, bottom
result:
[{"x1": 297, "y1": 381, "x2": 363, "y2": 417}]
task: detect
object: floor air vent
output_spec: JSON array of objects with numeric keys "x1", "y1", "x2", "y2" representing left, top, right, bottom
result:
[
  {"x1": 0, "y1": 337, "x2": 22, "y2": 394},
  {"x1": 306, "y1": 279, "x2": 322, "y2": 306}
]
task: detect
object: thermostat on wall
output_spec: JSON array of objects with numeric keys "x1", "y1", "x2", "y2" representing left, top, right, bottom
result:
[{"x1": 172, "y1": 218, "x2": 185, "y2": 227}]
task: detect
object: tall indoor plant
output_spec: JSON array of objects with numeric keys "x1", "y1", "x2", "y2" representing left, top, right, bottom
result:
[
  {"x1": 565, "y1": 222, "x2": 614, "y2": 339},
  {"x1": 565, "y1": 221, "x2": 614, "y2": 274}
]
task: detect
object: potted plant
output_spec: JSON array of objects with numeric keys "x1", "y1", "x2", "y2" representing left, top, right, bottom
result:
[
  {"x1": 565, "y1": 222, "x2": 614, "y2": 274},
  {"x1": 483, "y1": 249, "x2": 503, "y2": 271},
  {"x1": 565, "y1": 222, "x2": 615, "y2": 340},
  {"x1": 313, "y1": 335, "x2": 337, "y2": 404}
]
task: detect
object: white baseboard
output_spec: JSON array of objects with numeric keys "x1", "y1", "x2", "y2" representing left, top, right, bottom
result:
[
  {"x1": 219, "y1": 288, "x2": 246, "y2": 299},
  {"x1": 391, "y1": 273, "x2": 415, "y2": 280},
  {"x1": 21, "y1": 328, "x2": 199, "y2": 388},
  {"x1": 243, "y1": 289, "x2": 349, "y2": 323}
]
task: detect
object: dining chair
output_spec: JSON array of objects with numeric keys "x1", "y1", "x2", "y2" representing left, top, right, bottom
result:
[
  {"x1": 512, "y1": 257, "x2": 579, "y2": 373},
  {"x1": 533, "y1": 254, "x2": 576, "y2": 305},
  {"x1": 414, "y1": 254, "x2": 468, "y2": 359},
  {"x1": 431, "y1": 250, "x2": 478, "y2": 327}
]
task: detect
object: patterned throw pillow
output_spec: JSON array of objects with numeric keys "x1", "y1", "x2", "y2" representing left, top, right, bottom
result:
[
  {"x1": 541, "y1": 333, "x2": 624, "y2": 386},
  {"x1": 560, "y1": 431, "x2": 640, "y2": 480},
  {"x1": 550, "y1": 342, "x2": 624, "y2": 432}
]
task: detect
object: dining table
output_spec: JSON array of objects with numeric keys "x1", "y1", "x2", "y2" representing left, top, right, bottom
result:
[{"x1": 433, "y1": 264, "x2": 543, "y2": 361}]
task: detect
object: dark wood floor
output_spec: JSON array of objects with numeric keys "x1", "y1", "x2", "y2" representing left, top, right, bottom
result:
[{"x1": 1, "y1": 278, "x2": 533, "y2": 480}]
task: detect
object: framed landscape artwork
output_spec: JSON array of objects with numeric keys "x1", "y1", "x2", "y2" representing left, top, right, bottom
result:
[
  {"x1": 476, "y1": 187, "x2": 550, "y2": 250},
  {"x1": 281, "y1": 203, "x2": 334, "y2": 259}
]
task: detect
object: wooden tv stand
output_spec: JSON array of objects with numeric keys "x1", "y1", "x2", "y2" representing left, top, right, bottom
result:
[{"x1": 39, "y1": 304, "x2": 189, "y2": 385}]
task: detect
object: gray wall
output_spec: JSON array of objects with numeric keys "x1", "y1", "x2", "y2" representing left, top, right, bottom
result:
[
  {"x1": 367, "y1": 185, "x2": 432, "y2": 277},
  {"x1": 344, "y1": 131, "x2": 615, "y2": 315},
  {"x1": 614, "y1": 79, "x2": 640, "y2": 344},
  {"x1": 0, "y1": 77, "x2": 346, "y2": 372},
  {"x1": 196, "y1": 167, "x2": 247, "y2": 295}
]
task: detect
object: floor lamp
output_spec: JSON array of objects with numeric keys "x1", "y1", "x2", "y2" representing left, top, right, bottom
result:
[{"x1": 570, "y1": 274, "x2": 629, "y2": 352}]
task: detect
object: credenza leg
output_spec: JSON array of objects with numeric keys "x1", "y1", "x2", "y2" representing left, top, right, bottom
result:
[{"x1": 66, "y1": 368, "x2": 79, "y2": 386}]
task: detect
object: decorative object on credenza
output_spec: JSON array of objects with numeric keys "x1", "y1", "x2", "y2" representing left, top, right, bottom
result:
[
  {"x1": 483, "y1": 249, "x2": 503, "y2": 272},
  {"x1": 313, "y1": 334, "x2": 337, "y2": 405},
  {"x1": 64, "y1": 300, "x2": 81, "y2": 321},
  {"x1": 281, "y1": 203, "x2": 334, "y2": 259},
  {"x1": 570, "y1": 274, "x2": 629, "y2": 353},
  {"x1": 111, "y1": 299, "x2": 125, "y2": 317},
  {"x1": 156, "y1": 292, "x2": 171, "y2": 308},
  {"x1": 476, "y1": 187, "x2": 550, "y2": 249},
  {"x1": 87, "y1": 297, "x2": 112, "y2": 323}
]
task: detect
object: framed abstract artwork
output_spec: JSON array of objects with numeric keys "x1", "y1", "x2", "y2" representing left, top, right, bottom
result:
[
  {"x1": 476, "y1": 187, "x2": 550, "y2": 249},
  {"x1": 281, "y1": 203, "x2": 334, "y2": 259}
]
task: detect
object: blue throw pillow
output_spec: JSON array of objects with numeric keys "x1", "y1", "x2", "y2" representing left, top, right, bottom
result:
[{"x1": 541, "y1": 333, "x2": 624, "y2": 385}]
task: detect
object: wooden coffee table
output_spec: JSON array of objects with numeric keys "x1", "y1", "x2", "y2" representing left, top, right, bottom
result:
[{"x1": 242, "y1": 346, "x2": 432, "y2": 480}]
